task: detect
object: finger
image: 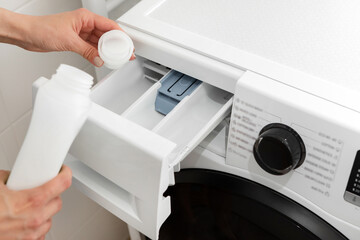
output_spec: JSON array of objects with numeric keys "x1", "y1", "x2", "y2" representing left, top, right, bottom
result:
[
  {"x1": 76, "y1": 8, "x2": 121, "y2": 33},
  {"x1": 129, "y1": 47, "x2": 136, "y2": 61},
  {"x1": 45, "y1": 196, "x2": 62, "y2": 217},
  {"x1": 130, "y1": 53, "x2": 136, "y2": 61},
  {"x1": 37, "y1": 219, "x2": 52, "y2": 238},
  {"x1": 45, "y1": 197, "x2": 62, "y2": 218},
  {"x1": 87, "y1": 34, "x2": 100, "y2": 45},
  {"x1": 79, "y1": 31, "x2": 91, "y2": 41},
  {"x1": 92, "y1": 13, "x2": 122, "y2": 32},
  {"x1": 24, "y1": 166, "x2": 71, "y2": 205},
  {"x1": 72, "y1": 36, "x2": 103, "y2": 67},
  {"x1": 0, "y1": 170, "x2": 10, "y2": 185},
  {"x1": 89, "y1": 42, "x2": 97, "y2": 49},
  {"x1": 93, "y1": 29, "x2": 105, "y2": 38},
  {"x1": 23, "y1": 219, "x2": 52, "y2": 240},
  {"x1": 87, "y1": 42, "x2": 98, "y2": 49},
  {"x1": 0, "y1": 217, "x2": 26, "y2": 234},
  {"x1": 24, "y1": 197, "x2": 62, "y2": 230}
]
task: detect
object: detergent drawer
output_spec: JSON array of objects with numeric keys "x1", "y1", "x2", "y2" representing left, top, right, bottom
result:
[{"x1": 55, "y1": 57, "x2": 233, "y2": 240}]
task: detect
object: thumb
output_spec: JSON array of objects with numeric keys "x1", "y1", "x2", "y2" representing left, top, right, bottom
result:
[
  {"x1": 0, "y1": 170, "x2": 10, "y2": 185},
  {"x1": 73, "y1": 39, "x2": 104, "y2": 67}
]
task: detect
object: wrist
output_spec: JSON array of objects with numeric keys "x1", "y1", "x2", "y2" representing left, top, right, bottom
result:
[{"x1": 0, "y1": 8, "x2": 32, "y2": 48}]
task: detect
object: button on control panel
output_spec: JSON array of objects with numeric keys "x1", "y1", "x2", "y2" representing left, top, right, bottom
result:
[{"x1": 344, "y1": 151, "x2": 360, "y2": 207}]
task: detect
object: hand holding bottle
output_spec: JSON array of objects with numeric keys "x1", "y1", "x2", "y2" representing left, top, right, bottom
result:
[{"x1": 0, "y1": 166, "x2": 72, "y2": 240}]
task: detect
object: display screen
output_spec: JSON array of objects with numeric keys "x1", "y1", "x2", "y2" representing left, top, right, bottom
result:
[{"x1": 344, "y1": 151, "x2": 360, "y2": 206}]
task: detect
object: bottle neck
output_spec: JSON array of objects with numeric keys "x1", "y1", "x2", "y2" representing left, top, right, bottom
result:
[{"x1": 52, "y1": 64, "x2": 94, "y2": 96}]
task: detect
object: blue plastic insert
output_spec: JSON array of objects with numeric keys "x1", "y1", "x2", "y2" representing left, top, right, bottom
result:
[{"x1": 155, "y1": 70, "x2": 202, "y2": 115}]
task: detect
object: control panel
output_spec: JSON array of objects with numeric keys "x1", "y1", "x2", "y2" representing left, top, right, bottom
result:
[
  {"x1": 226, "y1": 71, "x2": 360, "y2": 224},
  {"x1": 227, "y1": 94, "x2": 346, "y2": 194}
]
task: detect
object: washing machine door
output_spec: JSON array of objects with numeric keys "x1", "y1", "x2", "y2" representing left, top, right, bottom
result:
[{"x1": 153, "y1": 169, "x2": 347, "y2": 240}]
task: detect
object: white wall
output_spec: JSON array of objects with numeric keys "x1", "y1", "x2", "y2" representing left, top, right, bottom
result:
[{"x1": 0, "y1": 0, "x2": 129, "y2": 239}]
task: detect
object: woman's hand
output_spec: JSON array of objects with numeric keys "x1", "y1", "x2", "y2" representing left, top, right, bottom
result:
[
  {"x1": 0, "y1": 165, "x2": 72, "y2": 240},
  {"x1": 0, "y1": 8, "x2": 134, "y2": 67}
]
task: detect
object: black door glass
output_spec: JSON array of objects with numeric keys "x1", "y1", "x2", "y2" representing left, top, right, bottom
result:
[{"x1": 148, "y1": 169, "x2": 347, "y2": 240}]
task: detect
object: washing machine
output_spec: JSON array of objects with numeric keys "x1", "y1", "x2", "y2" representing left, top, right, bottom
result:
[
  {"x1": 46, "y1": 0, "x2": 360, "y2": 239},
  {"x1": 153, "y1": 70, "x2": 360, "y2": 240}
]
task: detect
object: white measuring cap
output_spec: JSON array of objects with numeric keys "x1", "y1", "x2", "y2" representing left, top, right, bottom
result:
[{"x1": 98, "y1": 30, "x2": 134, "y2": 69}]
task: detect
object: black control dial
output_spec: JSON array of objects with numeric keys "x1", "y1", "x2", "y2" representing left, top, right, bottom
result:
[{"x1": 253, "y1": 123, "x2": 306, "y2": 175}]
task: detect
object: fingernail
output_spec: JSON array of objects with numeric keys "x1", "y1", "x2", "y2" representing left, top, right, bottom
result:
[
  {"x1": 130, "y1": 53, "x2": 136, "y2": 61},
  {"x1": 94, "y1": 56, "x2": 104, "y2": 67}
]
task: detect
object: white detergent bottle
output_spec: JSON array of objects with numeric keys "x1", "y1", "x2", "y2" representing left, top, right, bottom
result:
[{"x1": 7, "y1": 64, "x2": 93, "y2": 190}]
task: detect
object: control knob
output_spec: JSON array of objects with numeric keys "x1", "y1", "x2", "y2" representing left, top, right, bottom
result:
[{"x1": 253, "y1": 123, "x2": 306, "y2": 175}]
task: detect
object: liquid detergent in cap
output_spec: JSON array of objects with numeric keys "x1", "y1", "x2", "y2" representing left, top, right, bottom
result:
[{"x1": 98, "y1": 30, "x2": 134, "y2": 69}]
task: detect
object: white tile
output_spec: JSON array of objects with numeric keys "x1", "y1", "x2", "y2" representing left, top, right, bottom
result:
[
  {"x1": 17, "y1": 0, "x2": 82, "y2": 14},
  {"x1": 0, "y1": 127, "x2": 20, "y2": 169},
  {"x1": 0, "y1": 91, "x2": 10, "y2": 133},
  {"x1": 45, "y1": 231, "x2": 54, "y2": 240},
  {"x1": 0, "y1": 144, "x2": 10, "y2": 171},
  {"x1": 0, "y1": 0, "x2": 89, "y2": 123},
  {"x1": 51, "y1": 186, "x2": 101, "y2": 239},
  {"x1": 12, "y1": 110, "x2": 32, "y2": 147},
  {"x1": 0, "y1": 48, "x2": 89, "y2": 123},
  {"x1": 0, "y1": 0, "x2": 31, "y2": 11},
  {"x1": 0, "y1": 47, "x2": 34, "y2": 122},
  {"x1": 68, "y1": 207, "x2": 129, "y2": 240}
]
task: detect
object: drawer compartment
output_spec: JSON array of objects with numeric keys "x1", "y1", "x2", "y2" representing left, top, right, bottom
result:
[{"x1": 36, "y1": 57, "x2": 233, "y2": 239}]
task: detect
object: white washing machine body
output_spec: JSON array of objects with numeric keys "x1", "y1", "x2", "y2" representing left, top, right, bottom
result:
[
  {"x1": 178, "y1": 71, "x2": 360, "y2": 240},
  {"x1": 64, "y1": 1, "x2": 360, "y2": 239}
]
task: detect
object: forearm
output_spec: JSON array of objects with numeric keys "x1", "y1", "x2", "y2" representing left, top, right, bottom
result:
[{"x1": 0, "y1": 8, "x2": 31, "y2": 49}]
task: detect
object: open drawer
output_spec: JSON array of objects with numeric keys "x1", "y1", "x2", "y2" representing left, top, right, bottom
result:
[{"x1": 32, "y1": 57, "x2": 233, "y2": 239}]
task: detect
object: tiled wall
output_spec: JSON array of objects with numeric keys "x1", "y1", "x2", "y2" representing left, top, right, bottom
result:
[{"x1": 0, "y1": 0, "x2": 130, "y2": 239}]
